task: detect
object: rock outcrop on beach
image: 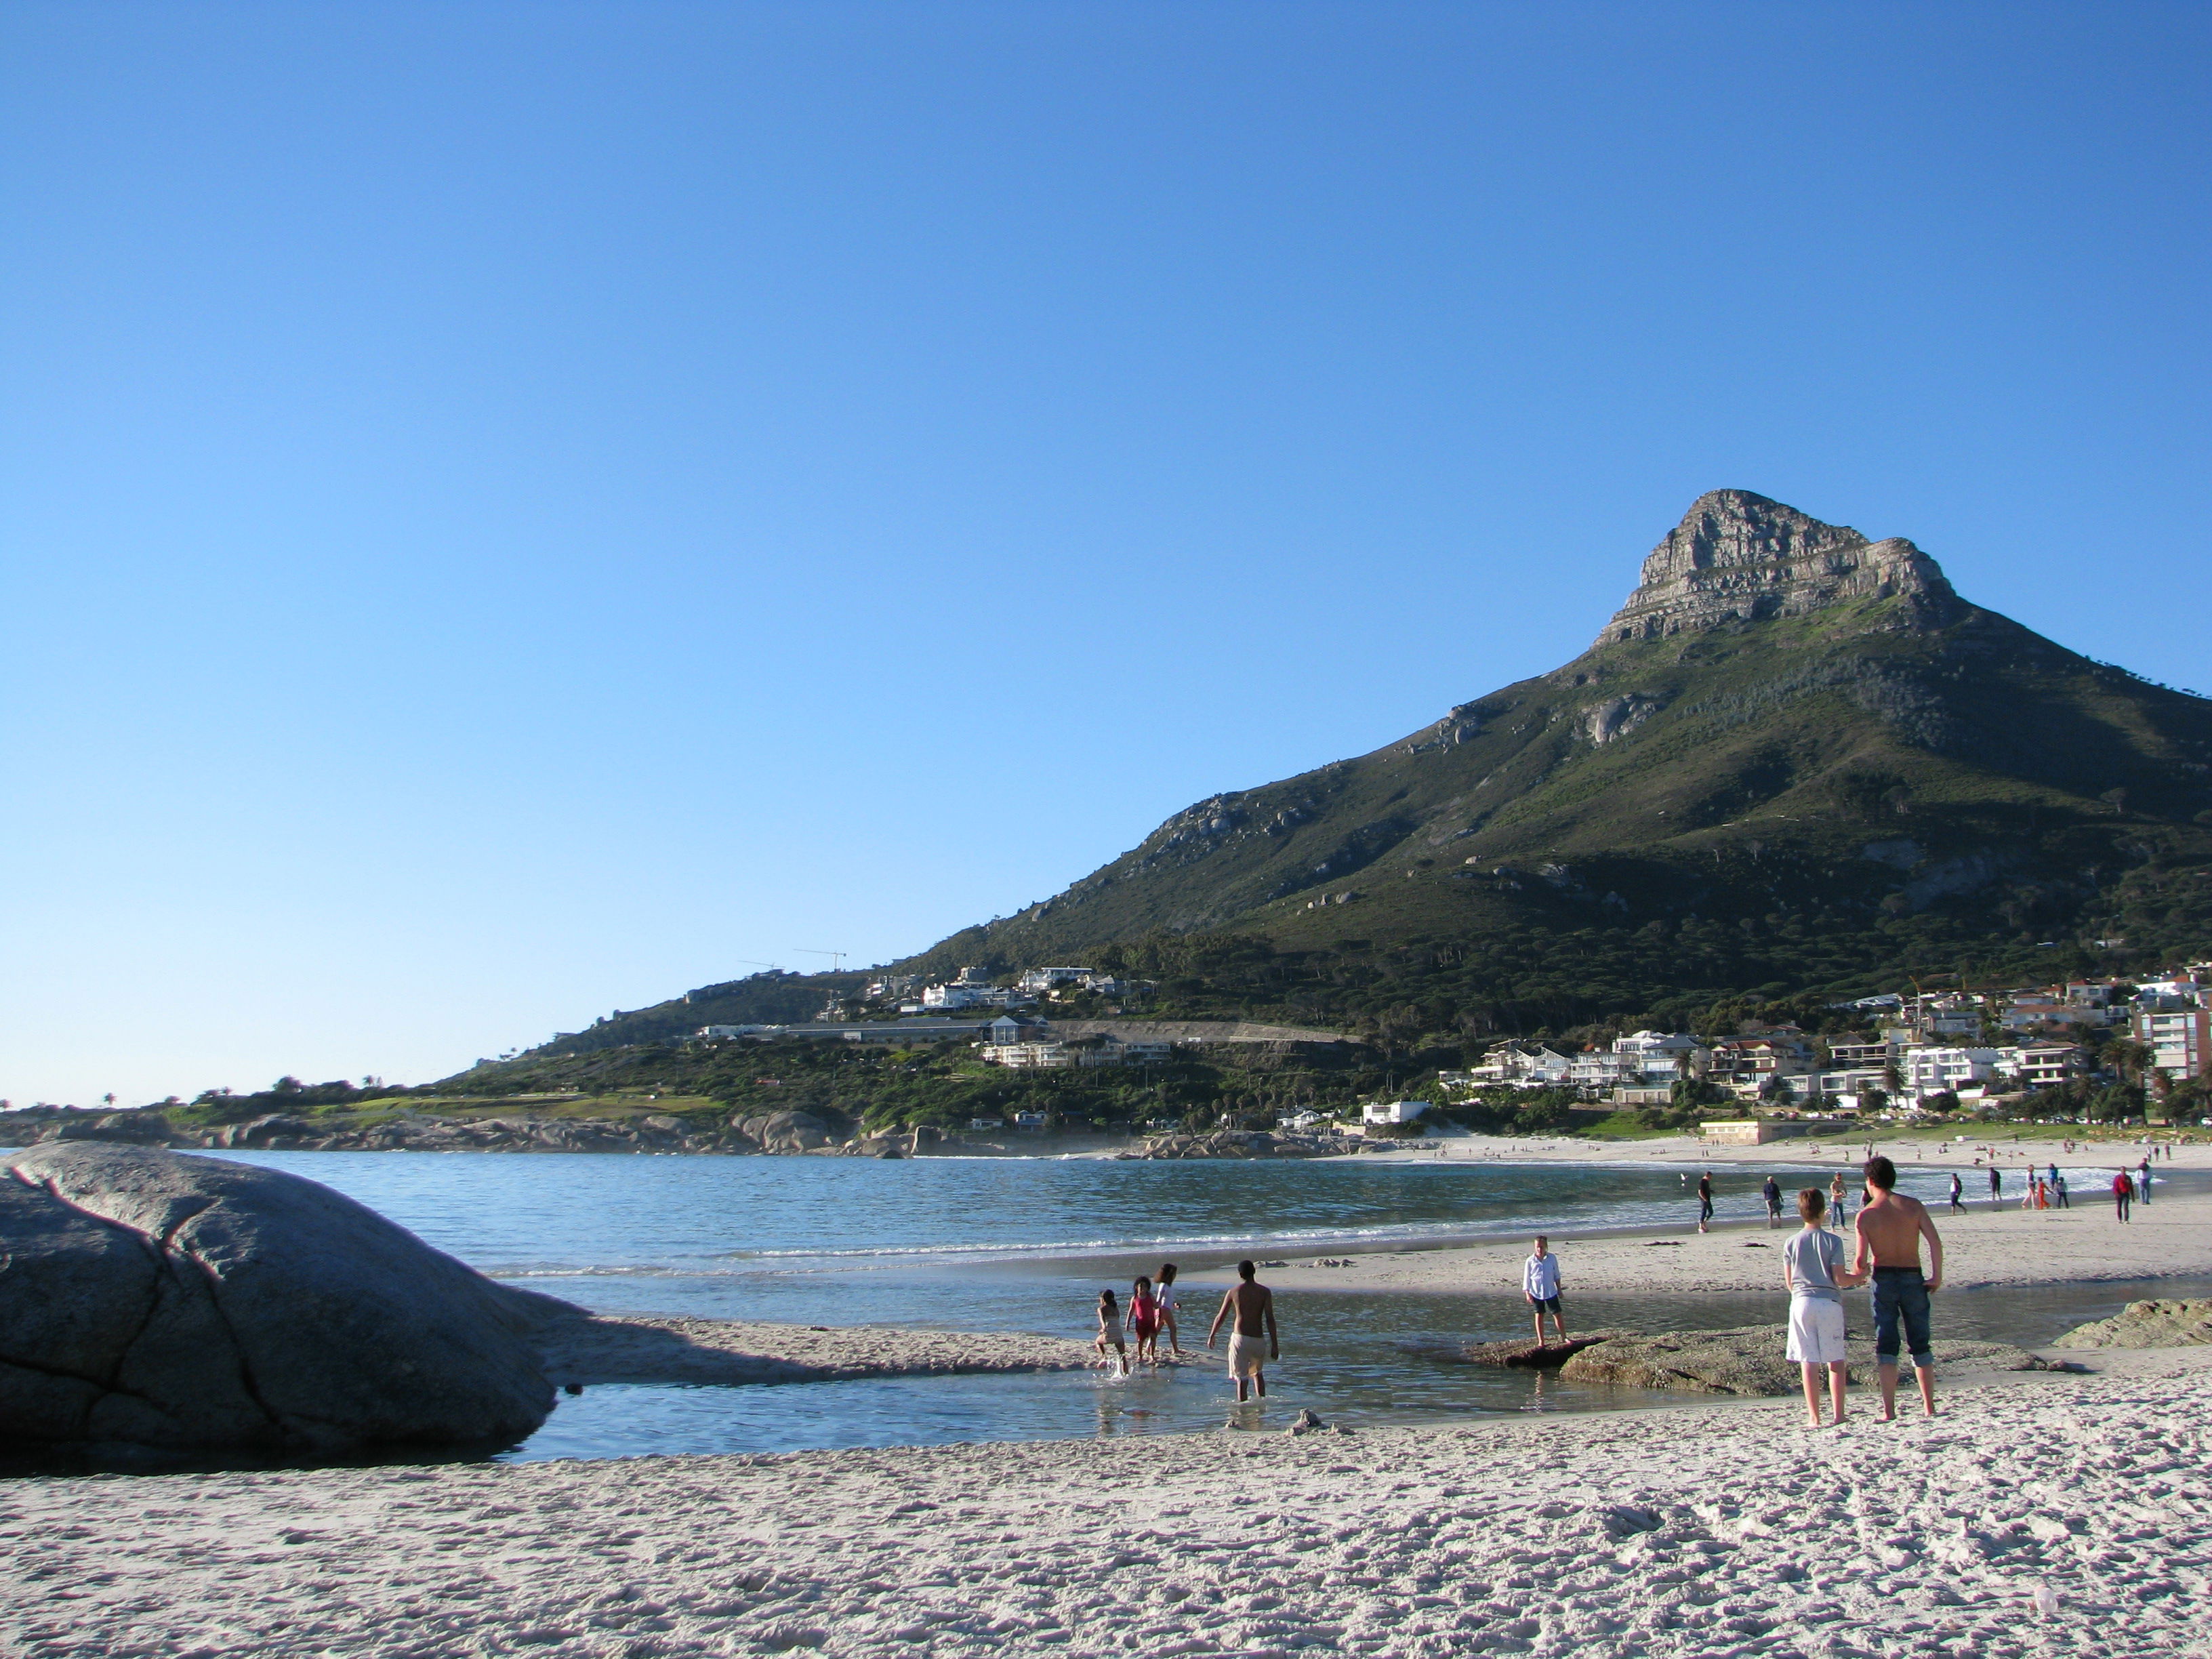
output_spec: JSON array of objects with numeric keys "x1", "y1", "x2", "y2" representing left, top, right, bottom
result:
[
  {"x1": 2055, "y1": 1298, "x2": 2212, "y2": 1349},
  {"x1": 1450, "y1": 1332, "x2": 1630, "y2": 1368},
  {"x1": 0, "y1": 1144, "x2": 556, "y2": 1453},
  {"x1": 1557, "y1": 1324, "x2": 2047, "y2": 1395},
  {"x1": 1121, "y1": 1129, "x2": 1353, "y2": 1160}
]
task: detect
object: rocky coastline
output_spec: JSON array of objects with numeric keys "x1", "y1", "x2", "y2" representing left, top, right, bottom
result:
[
  {"x1": 17, "y1": 1107, "x2": 998, "y2": 1159},
  {"x1": 19, "y1": 1108, "x2": 1382, "y2": 1160},
  {"x1": 1118, "y1": 1127, "x2": 1369, "y2": 1159}
]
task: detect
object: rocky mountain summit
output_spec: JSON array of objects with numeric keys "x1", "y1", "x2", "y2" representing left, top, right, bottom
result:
[
  {"x1": 1595, "y1": 489, "x2": 1962, "y2": 647},
  {"x1": 885, "y1": 487, "x2": 2212, "y2": 979},
  {"x1": 543, "y1": 488, "x2": 2211, "y2": 1052}
]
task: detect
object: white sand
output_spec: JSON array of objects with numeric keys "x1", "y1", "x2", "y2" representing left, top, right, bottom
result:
[
  {"x1": 5, "y1": 1353, "x2": 2206, "y2": 1658},
  {"x1": 1354, "y1": 1128, "x2": 2211, "y2": 1170},
  {"x1": 1245, "y1": 1175, "x2": 2212, "y2": 1299}
]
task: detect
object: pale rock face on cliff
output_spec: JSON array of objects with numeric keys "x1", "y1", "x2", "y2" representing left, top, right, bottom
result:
[{"x1": 1596, "y1": 489, "x2": 1962, "y2": 648}]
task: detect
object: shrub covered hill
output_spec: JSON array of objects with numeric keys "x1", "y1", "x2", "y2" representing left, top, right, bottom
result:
[
  {"x1": 475, "y1": 490, "x2": 2212, "y2": 1097},
  {"x1": 897, "y1": 491, "x2": 2212, "y2": 1020}
]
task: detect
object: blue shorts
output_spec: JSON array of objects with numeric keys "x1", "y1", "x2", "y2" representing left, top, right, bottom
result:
[{"x1": 1871, "y1": 1267, "x2": 1933, "y2": 1368}]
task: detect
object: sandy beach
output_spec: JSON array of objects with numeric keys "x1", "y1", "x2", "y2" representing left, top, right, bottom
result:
[
  {"x1": 5, "y1": 1349, "x2": 2205, "y2": 1658},
  {"x1": 7, "y1": 1145, "x2": 2205, "y2": 1658},
  {"x1": 1251, "y1": 1183, "x2": 2212, "y2": 1298},
  {"x1": 1207, "y1": 1133, "x2": 2209, "y2": 1300}
]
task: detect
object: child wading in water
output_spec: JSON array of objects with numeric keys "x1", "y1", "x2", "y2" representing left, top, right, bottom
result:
[
  {"x1": 1783, "y1": 1187, "x2": 1864, "y2": 1427},
  {"x1": 1095, "y1": 1290, "x2": 1129, "y2": 1376},
  {"x1": 1155, "y1": 1263, "x2": 1182, "y2": 1356},
  {"x1": 1129, "y1": 1275, "x2": 1162, "y2": 1368}
]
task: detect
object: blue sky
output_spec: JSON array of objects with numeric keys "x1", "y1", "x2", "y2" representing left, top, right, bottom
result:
[{"x1": 3, "y1": 3, "x2": 2206, "y2": 1104}]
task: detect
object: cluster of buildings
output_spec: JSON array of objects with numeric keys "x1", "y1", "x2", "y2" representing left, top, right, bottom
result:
[
  {"x1": 971, "y1": 1016, "x2": 1174, "y2": 1071},
  {"x1": 855, "y1": 966, "x2": 1145, "y2": 1014},
  {"x1": 1439, "y1": 967, "x2": 2212, "y2": 1115}
]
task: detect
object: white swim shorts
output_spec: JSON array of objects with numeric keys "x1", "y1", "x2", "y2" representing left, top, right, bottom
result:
[
  {"x1": 1227, "y1": 1332, "x2": 1267, "y2": 1378},
  {"x1": 1786, "y1": 1296, "x2": 1848, "y2": 1364}
]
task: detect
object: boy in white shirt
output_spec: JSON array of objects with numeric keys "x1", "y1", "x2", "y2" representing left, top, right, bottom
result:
[
  {"x1": 1783, "y1": 1187, "x2": 1866, "y2": 1427},
  {"x1": 1523, "y1": 1235, "x2": 1566, "y2": 1345}
]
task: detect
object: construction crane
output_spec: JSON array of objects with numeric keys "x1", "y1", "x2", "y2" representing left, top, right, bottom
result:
[
  {"x1": 794, "y1": 949, "x2": 851, "y2": 974},
  {"x1": 730, "y1": 958, "x2": 785, "y2": 972}
]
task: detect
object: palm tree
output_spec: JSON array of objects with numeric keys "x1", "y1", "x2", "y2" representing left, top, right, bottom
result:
[{"x1": 2108, "y1": 1038, "x2": 2154, "y2": 1089}]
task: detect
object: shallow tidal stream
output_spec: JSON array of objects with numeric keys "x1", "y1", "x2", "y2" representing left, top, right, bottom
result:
[{"x1": 153, "y1": 1149, "x2": 2204, "y2": 1462}]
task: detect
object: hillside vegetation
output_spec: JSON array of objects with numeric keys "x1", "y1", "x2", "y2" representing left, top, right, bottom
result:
[{"x1": 495, "y1": 493, "x2": 2212, "y2": 1082}]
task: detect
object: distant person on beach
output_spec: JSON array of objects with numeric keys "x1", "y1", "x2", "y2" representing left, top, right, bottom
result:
[
  {"x1": 2113, "y1": 1170, "x2": 2134, "y2": 1223},
  {"x1": 1095, "y1": 1290, "x2": 1129, "y2": 1376},
  {"x1": 1784, "y1": 1187, "x2": 1864, "y2": 1427},
  {"x1": 1948, "y1": 1172, "x2": 1964, "y2": 1214},
  {"x1": 2054, "y1": 1171, "x2": 2069, "y2": 1209},
  {"x1": 1206, "y1": 1260, "x2": 1279, "y2": 1401},
  {"x1": 1523, "y1": 1235, "x2": 1566, "y2": 1345},
  {"x1": 2138, "y1": 1158, "x2": 2152, "y2": 1204},
  {"x1": 1697, "y1": 1172, "x2": 1715, "y2": 1233},
  {"x1": 1763, "y1": 1175, "x2": 1784, "y2": 1227},
  {"x1": 1988, "y1": 1166, "x2": 2003, "y2": 1208},
  {"x1": 1829, "y1": 1171, "x2": 1850, "y2": 1227},
  {"x1": 1847, "y1": 1155, "x2": 1944, "y2": 1420},
  {"x1": 1155, "y1": 1263, "x2": 1182, "y2": 1355},
  {"x1": 1129, "y1": 1275, "x2": 1161, "y2": 1368}
]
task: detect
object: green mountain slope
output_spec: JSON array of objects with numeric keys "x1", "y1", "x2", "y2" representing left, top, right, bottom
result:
[
  {"x1": 496, "y1": 491, "x2": 2212, "y2": 1074},
  {"x1": 901, "y1": 491, "x2": 2212, "y2": 977}
]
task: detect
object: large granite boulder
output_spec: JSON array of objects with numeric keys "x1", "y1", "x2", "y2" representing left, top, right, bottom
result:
[
  {"x1": 2055, "y1": 1298, "x2": 2212, "y2": 1349},
  {"x1": 0, "y1": 1143, "x2": 556, "y2": 1453}
]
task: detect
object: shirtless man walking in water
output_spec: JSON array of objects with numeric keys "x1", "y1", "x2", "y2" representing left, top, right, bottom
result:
[
  {"x1": 1847, "y1": 1155, "x2": 1945, "y2": 1421},
  {"x1": 1206, "y1": 1260, "x2": 1279, "y2": 1401}
]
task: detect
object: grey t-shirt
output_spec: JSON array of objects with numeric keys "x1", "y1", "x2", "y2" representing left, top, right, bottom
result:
[{"x1": 1784, "y1": 1227, "x2": 1845, "y2": 1304}]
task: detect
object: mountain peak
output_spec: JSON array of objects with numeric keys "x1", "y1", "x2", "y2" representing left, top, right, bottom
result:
[{"x1": 1597, "y1": 489, "x2": 1961, "y2": 648}]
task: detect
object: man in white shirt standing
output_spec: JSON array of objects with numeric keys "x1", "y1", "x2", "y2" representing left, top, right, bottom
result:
[{"x1": 1523, "y1": 1235, "x2": 1566, "y2": 1346}]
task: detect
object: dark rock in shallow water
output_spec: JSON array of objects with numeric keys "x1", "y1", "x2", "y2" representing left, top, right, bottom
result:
[
  {"x1": 1559, "y1": 1324, "x2": 2047, "y2": 1395},
  {"x1": 0, "y1": 1144, "x2": 558, "y2": 1454},
  {"x1": 1450, "y1": 1331, "x2": 1631, "y2": 1368},
  {"x1": 2055, "y1": 1298, "x2": 2212, "y2": 1349}
]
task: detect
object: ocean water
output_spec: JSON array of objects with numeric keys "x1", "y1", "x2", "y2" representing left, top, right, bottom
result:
[{"x1": 164, "y1": 1149, "x2": 2200, "y2": 1460}]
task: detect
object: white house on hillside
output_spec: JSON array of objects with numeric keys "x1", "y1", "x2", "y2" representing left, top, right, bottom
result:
[{"x1": 1363, "y1": 1100, "x2": 1430, "y2": 1125}]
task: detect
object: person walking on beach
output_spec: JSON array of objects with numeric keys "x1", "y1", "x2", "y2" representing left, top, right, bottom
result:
[
  {"x1": 1847, "y1": 1156, "x2": 1944, "y2": 1421},
  {"x1": 1784, "y1": 1187, "x2": 1864, "y2": 1427},
  {"x1": 1763, "y1": 1174, "x2": 1784, "y2": 1228},
  {"x1": 1155, "y1": 1263, "x2": 1183, "y2": 1356},
  {"x1": 1095, "y1": 1290, "x2": 1130, "y2": 1376},
  {"x1": 2054, "y1": 1170, "x2": 2069, "y2": 1209},
  {"x1": 1697, "y1": 1171, "x2": 1715, "y2": 1234},
  {"x1": 2138, "y1": 1157, "x2": 2152, "y2": 1206},
  {"x1": 1206, "y1": 1260, "x2": 1279, "y2": 1401},
  {"x1": 1829, "y1": 1171, "x2": 1850, "y2": 1227},
  {"x1": 1948, "y1": 1172, "x2": 1964, "y2": 1215},
  {"x1": 2113, "y1": 1169, "x2": 2134, "y2": 1223},
  {"x1": 1128, "y1": 1275, "x2": 1161, "y2": 1368},
  {"x1": 1523, "y1": 1235, "x2": 1567, "y2": 1346},
  {"x1": 1988, "y1": 1165, "x2": 2002, "y2": 1208}
]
